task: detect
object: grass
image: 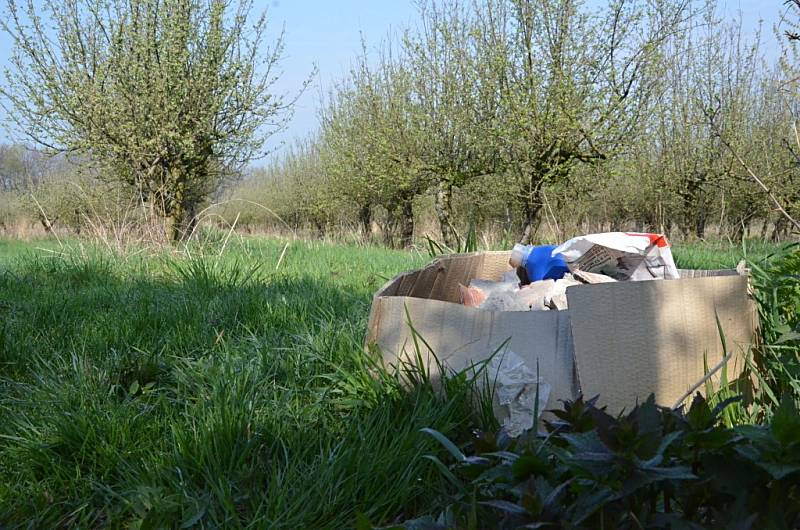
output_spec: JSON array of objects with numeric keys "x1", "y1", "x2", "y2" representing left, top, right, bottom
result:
[
  {"x1": 0, "y1": 235, "x2": 794, "y2": 528},
  {"x1": 670, "y1": 238, "x2": 781, "y2": 269},
  {"x1": 0, "y1": 238, "x2": 478, "y2": 528}
]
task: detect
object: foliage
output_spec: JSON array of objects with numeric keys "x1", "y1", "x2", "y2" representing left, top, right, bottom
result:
[
  {"x1": 217, "y1": 0, "x2": 799, "y2": 247},
  {"x1": 0, "y1": 0, "x2": 298, "y2": 241},
  {"x1": 616, "y1": 4, "x2": 780, "y2": 240},
  {"x1": 0, "y1": 239, "x2": 489, "y2": 528},
  {"x1": 369, "y1": 393, "x2": 800, "y2": 530},
  {"x1": 748, "y1": 243, "x2": 800, "y2": 415},
  {"x1": 424, "y1": 224, "x2": 479, "y2": 257}
]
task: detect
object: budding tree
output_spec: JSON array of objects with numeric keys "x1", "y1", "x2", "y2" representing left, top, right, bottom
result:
[
  {"x1": 1, "y1": 0, "x2": 297, "y2": 241},
  {"x1": 476, "y1": 0, "x2": 690, "y2": 242}
]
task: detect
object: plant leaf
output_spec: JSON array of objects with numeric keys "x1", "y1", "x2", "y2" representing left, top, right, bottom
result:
[
  {"x1": 478, "y1": 499, "x2": 528, "y2": 516},
  {"x1": 422, "y1": 455, "x2": 465, "y2": 493},
  {"x1": 180, "y1": 504, "x2": 207, "y2": 528},
  {"x1": 421, "y1": 427, "x2": 466, "y2": 462}
]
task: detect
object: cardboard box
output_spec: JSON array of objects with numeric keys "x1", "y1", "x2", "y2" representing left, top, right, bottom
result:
[{"x1": 366, "y1": 251, "x2": 757, "y2": 415}]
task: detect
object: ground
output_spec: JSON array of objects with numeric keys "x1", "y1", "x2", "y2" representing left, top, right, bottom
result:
[{"x1": 0, "y1": 236, "x2": 783, "y2": 528}]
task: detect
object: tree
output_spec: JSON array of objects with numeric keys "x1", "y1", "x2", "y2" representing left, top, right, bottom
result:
[
  {"x1": 1, "y1": 0, "x2": 298, "y2": 241},
  {"x1": 402, "y1": 0, "x2": 498, "y2": 248},
  {"x1": 320, "y1": 44, "x2": 427, "y2": 248},
  {"x1": 475, "y1": 0, "x2": 689, "y2": 242},
  {"x1": 0, "y1": 144, "x2": 56, "y2": 192},
  {"x1": 319, "y1": 78, "x2": 382, "y2": 241},
  {"x1": 648, "y1": 7, "x2": 765, "y2": 239}
]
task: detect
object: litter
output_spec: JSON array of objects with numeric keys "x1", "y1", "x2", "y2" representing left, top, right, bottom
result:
[
  {"x1": 460, "y1": 277, "x2": 561, "y2": 311},
  {"x1": 509, "y1": 243, "x2": 569, "y2": 281},
  {"x1": 460, "y1": 271, "x2": 616, "y2": 312},
  {"x1": 572, "y1": 270, "x2": 617, "y2": 284},
  {"x1": 554, "y1": 232, "x2": 679, "y2": 281},
  {"x1": 458, "y1": 283, "x2": 486, "y2": 308},
  {"x1": 488, "y1": 349, "x2": 551, "y2": 437},
  {"x1": 546, "y1": 275, "x2": 581, "y2": 310},
  {"x1": 457, "y1": 233, "x2": 677, "y2": 312},
  {"x1": 367, "y1": 248, "x2": 756, "y2": 437},
  {"x1": 367, "y1": 231, "x2": 756, "y2": 438}
]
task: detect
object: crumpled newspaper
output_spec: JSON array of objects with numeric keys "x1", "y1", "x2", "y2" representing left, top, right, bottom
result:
[{"x1": 489, "y1": 350, "x2": 551, "y2": 437}]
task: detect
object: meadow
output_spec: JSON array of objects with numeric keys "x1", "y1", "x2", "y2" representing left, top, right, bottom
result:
[{"x1": 0, "y1": 236, "x2": 796, "y2": 528}]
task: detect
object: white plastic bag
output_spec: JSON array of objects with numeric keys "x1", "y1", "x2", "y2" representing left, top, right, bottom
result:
[
  {"x1": 488, "y1": 350, "x2": 551, "y2": 437},
  {"x1": 553, "y1": 232, "x2": 679, "y2": 281}
]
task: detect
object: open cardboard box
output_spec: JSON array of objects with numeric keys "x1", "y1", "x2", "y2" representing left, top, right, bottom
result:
[{"x1": 366, "y1": 251, "x2": 758, "y2": 415}]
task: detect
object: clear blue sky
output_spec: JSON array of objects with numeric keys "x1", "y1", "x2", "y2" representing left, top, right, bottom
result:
[{"x1": 0, "y1": 0, "x2": 789, "y2": 161}]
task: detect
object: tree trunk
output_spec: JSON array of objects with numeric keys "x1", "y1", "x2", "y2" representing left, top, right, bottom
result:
[
  {"x1": 383, "y1": 209, "x2": 397, "y2": 248},
  {"x1": 695, "y1": 211, "x2": 707, "y2": 240},
  {"x1": 520, "y1": 202, "x2": 543, "y2": 244},
  {"x1": 519, "y1": 172, "x2": 547, "y2": 244},
  {"x1": 358, "y1": 204, "x2": 372, "y2": 241},
  {"x1": 771, "y1": 217, "x2": 787, "y2": 242},
  {"x1": 166, "y1": 212, "x2": 183, "y2": 243},
  {"x1": 167, "y1": 202, "x2": 197, "y2": 243},
  {"x1": 399, "y1": 199, "x2": 414, "y2": 249},
  {"x1": 434, "y1": 179, "x2": 457, "y2": 249},
  {"x1": 38, "y1": 213, "x2": 57, "y2": 234},
  {"x1": 313, "y1": 219, "x2": 326, "y2": 239},
  {"x1": 759, "y1": 216, "x2": 770, "y2": 240}
]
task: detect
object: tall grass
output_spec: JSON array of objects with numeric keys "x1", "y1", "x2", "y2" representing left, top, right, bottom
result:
[
  {"x1": 746, "y1": 242, "x2": 800, "y2": 415},
  {"x1": 0, "y1": 239, "x2": 473, "y2": 528}
]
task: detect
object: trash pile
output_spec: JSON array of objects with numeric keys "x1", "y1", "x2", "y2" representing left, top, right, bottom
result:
[
  {"x1": 368, "y1": 230, "x2": 754, "y2": 439},
  {"x1": 459, "y1": 232, "x2": 679, "y2": 311}
]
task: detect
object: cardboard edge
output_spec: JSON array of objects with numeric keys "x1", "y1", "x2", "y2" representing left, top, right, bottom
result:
[
  {"x1": 365, "y1": 295, "x2": 384, "y2": 348},
  {"x1": 373, "y1": 251, "x2": 513, "y2": 298}
]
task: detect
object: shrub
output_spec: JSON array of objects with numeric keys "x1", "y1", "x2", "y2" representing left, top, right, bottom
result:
[
  {"x1": 371, "y1": 393, "x2": 800, "y2": 529},
  {"x1": 748, "y1": 243, "x2": 800, "y2": 418}
]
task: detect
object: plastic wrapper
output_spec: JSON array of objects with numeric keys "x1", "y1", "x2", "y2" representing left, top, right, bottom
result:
[
  {"x1": 489, "y1": 350, "x2": 551, "y2": 437},
  {"x1": 517, "y1": 279, "x2": 556, "y2": 311},
  {"x1": 501, "y1": 270, "x2": 521, "y2": 286},
  {"x1": 459, "y1": 284, "x2": 487, "y2": 308},
  {"x1": 460, "y1": 277, "x2": 579, "y2": 311}
]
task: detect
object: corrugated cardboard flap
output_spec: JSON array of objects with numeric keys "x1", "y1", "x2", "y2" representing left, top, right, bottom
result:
[
  {"x1": 374, "y1": 251, "x2": 513, "y2": 303},
  {"x1": 567, "y1": 273, "x2": 756, "y2": 414},
  {"x1": 367, "y1": 251, "x2": 575, "y2": 412},
  {"x1": 368, "y1": 295, "x2": 577, "y2": 412}
]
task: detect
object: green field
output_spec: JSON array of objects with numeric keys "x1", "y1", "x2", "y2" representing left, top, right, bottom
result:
[{"x1": 0, "y1": 237, "x2": 795, "y2": 528}]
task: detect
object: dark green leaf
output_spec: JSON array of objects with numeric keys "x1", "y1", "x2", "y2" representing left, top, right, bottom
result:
[
  {"x1": 479, "y1": 499, "x2": 528, "y2": 516},
  {"x1": 511, "y1": 453, "x2": 550, "y2": 480},
  {"x1": 180, "y1": 505, "x2": 207, "y2": 528},
  {"x1": 770, "y1": 395, "x2": 800, "y2": 446},
  {"x1": 421, "y1": 427, "x2": 466, "y2": 462},
  {"x1": 422, "y1": 455, "x2": 465, "y2": 493},
  {"x1": 569, "y1": 487, "x2": 615, "y2": 524}
]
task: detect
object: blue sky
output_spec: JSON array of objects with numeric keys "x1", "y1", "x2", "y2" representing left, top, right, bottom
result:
[{"x1": 0, "y1": 0, "x2": 790, "y2": 161}]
